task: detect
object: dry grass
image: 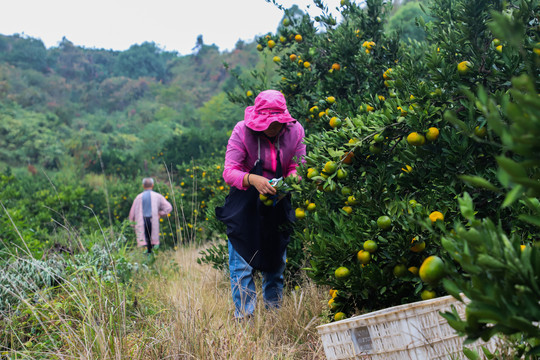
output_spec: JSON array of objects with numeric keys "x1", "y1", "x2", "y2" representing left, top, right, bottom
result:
[{"x1": 131, "y1": 245, "x2": 328, "y2": 359}]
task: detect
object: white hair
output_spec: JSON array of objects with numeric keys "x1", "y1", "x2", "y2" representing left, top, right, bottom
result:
[{"x1": 142, "y1": 177, "x2": 154, "y2": 188}]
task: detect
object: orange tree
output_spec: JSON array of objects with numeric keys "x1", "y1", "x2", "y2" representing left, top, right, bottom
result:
[{"x1": 224, "y1": 0, "x2": 540, "y2": 320}]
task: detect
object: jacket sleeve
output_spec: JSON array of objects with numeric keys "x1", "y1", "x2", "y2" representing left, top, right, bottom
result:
[
  {"x1": 128, "y1": 196, "x2": 138, "y2": 222},
  {"x1": 158, "y1": 195, "x2": 173, "y2": 217},
  {"x1": 285, "y1": 124, "x2": 306, "y2": 177},
  {"x1": 223, "y1": 123, "x2": 250, "y2": 190}
]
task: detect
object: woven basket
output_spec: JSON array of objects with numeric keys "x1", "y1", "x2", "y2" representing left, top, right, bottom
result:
[{"x1": 317, "y1": 295, "x2": 497, "y2": 360}]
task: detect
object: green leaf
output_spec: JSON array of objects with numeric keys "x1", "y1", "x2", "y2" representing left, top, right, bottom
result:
[
  {"x1": 518, "y1": 214, "x2": 540, "y2": 228},
  {"x1": 463, "y1": 347, "x2": 480, "y2": 360},
  {"x1": 459, "y1": 175, "x2": 500, "y2": 192},
  {"x1": 496, "y1": 156, "x2": 527, "y2": 178},
  {"x1": 502, "y1": 185, "x2": 523, "y2": 208}
]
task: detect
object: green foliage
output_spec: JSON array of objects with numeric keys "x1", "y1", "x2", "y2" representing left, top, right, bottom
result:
[
  {"x1": 223, "y1": 1, "x2": 540, "y2": 336},
  {"x1": 386, "y1": 2, "x2": 434, "y2": 42}
]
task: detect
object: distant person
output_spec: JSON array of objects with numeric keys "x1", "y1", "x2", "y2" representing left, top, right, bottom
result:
[
  {"x1": 129, "y1": 177, "x2": 173, "y2": 253},
  {"x1": 216, "y1": 90, "x2": 306, "y2": 320}
]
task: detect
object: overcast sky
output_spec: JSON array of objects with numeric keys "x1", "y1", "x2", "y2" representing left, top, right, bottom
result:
[{"x1": 0, "y1": 0, "x2": 342, "y2": 55}]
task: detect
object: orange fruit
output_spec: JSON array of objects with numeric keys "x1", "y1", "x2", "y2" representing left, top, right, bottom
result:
[
  {"x1": 323, "y1": 161, "x2": 338, "y2": 174},
  {"x1": 256, "y1": 44, "x2": 263, "y2": 51},
  {"x1": 410, "y1": 237, "x2": 426, "y2": 253},
  {"x1": 295, "y1": 34, "x2": 303, "y2": 42},
  {"x1": 267, "y1": 40, "x2": 276, "y2": 49},
  {"x1": 335, "y1": 266, "x2": 350, "y2": 280},
  {"x1": 334, "y1": 312, "x2": 346, "y2": 321},
  {"x1": 393, "y1": 264, "x2": 407, "y2": 277},
  {"x1": 341, "y1": 151, "x2": 354, "y2": 164},
  {"x1": 421, "y1": 289, "x2": 436, "y2": 300},
  {"x1": 429, "y1": 211, "x2": 444, "y2": 223},
  {"x1": 419, "y1": 256, "x2": 445, "y2": 284},
  {"x1": 290, "y1": 54, "x2": 297, "y2": 61},
  {"x1": 407, "y1": 132, "x2": 426, "y2": 146},
  {"x1": 304, "y1": 61, "x2": 311, "y2": 68},
  {"x1": 408, "y1": 266, "x2": 419, "y2": 275},
  {"x1": 273, "y1": 56, "x2": 281, "y2": 63},
  {"x1": 357, "y1": 250, "x2": 371, "y2": 264},
  {"x1": 329, "y1": 117, "x2": 342, "y2": 129},
  {"x1": 363, "y1": 240, "x2": 378, "y2": 253},
  {"x1": 474, "y1": 126, "x2": 487, "y2": 138},
  {"x1": 426, "y1": 127, "x2": 439, "y2": 142},
  {"x1": 336, "y1": 169, "x2": 347, "y2": 179},
  {"x1": 327, "y1": 96, "x2": 336, "y2": 103},
  {"x1": 306, "y1": 202, "x2": 316, "y2": 212},
  {"x1": 377, "y1": 216, "x2": 391, "y2": 230},
  {"x1": 295, "y1": 208, "x2": 306, "y2": 219},
  {"x1": 342, "y1": 206, "x2": 353, "y2": 215},
  {"x1": 457, "y1": 60, "x2": 472, "y2": 75},
  {"x1": 307, "y1": 168, "x2": 318, "y2": 179}
]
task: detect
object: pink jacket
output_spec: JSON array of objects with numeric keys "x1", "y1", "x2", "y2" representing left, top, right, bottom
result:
[
  {"x1": 223, "y1": 120, "x2": 306, "y2": 190},
  {"x1": 128, "y1": 190, "x2": 173, "y2": 247}
]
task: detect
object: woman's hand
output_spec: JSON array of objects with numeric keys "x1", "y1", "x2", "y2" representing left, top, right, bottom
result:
[{"x1": 244, "y1": 174, "x2": 277, "y2": 195}]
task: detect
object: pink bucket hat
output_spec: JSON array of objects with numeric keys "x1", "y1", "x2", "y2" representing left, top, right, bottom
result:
[{"x1": 244, "y1": 90, "x2": 296, "y2": 131}]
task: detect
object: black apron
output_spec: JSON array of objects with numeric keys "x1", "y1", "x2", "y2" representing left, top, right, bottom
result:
[{"x1": 216, "y1": 137, "x2": 295, "y2": 272}]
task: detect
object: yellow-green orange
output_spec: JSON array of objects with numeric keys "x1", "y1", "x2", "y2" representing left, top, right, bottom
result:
[
  {"x1": 421, "y1": 289, "x2": 436, "y2": 300},
  {"x1": 324, "y1": 161, "x2": 338, "y2": 174},
  {"x1": 393, "y1": 264, "x2": 407, "y2": 278},
  {"x1": 357, "y1": 250, "x2": 371, "y2": 264},
  {"x1": 363, "y1": 240, "x2": 378, "y2": 253},
  {"x1": 334, "y1": 312, "x2": 346, "y2": 321},
  {"x1": 419, "y1": 256, "x2": 445, "y2": 284},
  {"x1": 457, "y1": 61, "x2": 472, "y2": 75},
  {"x1": 335, "y1": 266, "x2": 351, "y2": 280},
  {"x1": 306, "y1": 202, "x2": 316, "y2": 212}
]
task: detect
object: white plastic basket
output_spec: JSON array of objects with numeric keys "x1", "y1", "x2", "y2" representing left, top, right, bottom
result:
[{"x1": 317, "y1": 295, "x2": 498, "y2": 360}]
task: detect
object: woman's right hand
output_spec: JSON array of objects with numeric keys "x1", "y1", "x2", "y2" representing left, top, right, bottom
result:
[{"x1": 244, "y1": 174, "x2": 277, "y2": 195}]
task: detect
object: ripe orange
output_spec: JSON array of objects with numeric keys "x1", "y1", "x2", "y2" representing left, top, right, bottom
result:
[
  {"x1": 342, "y1": 206, "x2": 353, "y2": 215},
  {"x1": 295, "y1": 208, "x2": 306, "y2": 219},
  {"x1": 410, "y1": 237, "x2": 426, "y2": 253},
  {"x1": 295, "y1": 34, "x2": 303, "y2": 42},
  {"x1": 457, "y1": 60, "x2": 472, "y2": 75},
  {"x1": 341, "y1": 151, "x2": 354, "y2": 164},
  {"x1": 363, "y1": 240, "x2": 378, "y2": 253},
  {"x1": 246, "y1": 90, "x2": 254, "y2": 97},
  {"x1": 331, "y1": 63, "x2": 341, "y2": 71},
  {"x1": 408, "y1": 266, "x2": 419, "y2": 275},
  {"x1": 377, "y1": 216, "x2": 391, "y2": 230},
  {"x1": 268, "y1": 40, "x2": 276, "y2": 49},
  {"x1": 335, "y1": 266, "x2": 351, "y2": 280},
  {"x1": 426, "y1": 127, "x2": 440, "y2": 142},
  {"x1": 429, "y1": 211, "x2": 444, "y2": 223},
  {"x1": 289, "y1": 54, "x2": 297, "y2": 61},
  {"x1": 303, "y1": 61, "x2": 311, "y2": 68},
  {"x1": 407, "y1": 132, "x2": 426, "y2": 146},
  {"x1": 327, "y1": 96, "x2": 336, "y2": 103},
  {"x1": 357, "y1": 250, "x2": 371, "y2": 264},
  {"x1": 329, "y1": 117, "x2": 342, "y2": 129},
  {"x1": 419, "y1": 256, "x2": 445, "y2": 284}
]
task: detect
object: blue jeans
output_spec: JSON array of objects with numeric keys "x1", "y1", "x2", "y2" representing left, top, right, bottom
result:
[{"x1": 228, "y1": 241, "x2": 286, "y2": 319}]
